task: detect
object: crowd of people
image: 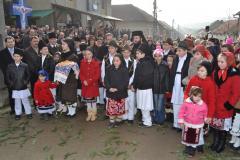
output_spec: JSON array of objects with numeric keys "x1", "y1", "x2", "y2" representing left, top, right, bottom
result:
[{"x1": 0, "y1": 25, "x2": 240, "y2": 157}]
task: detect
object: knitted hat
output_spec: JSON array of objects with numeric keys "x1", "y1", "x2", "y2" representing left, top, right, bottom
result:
[
  {"x1": 199, "y1": 61, "x2": 212, "y2": 76},
  {"x1": 225, "y1": 37, "x2": 234, "y2": 45},
  {"x1": 38, "y1": 69, "x2": 49, "y2": 80},
  {"x1": 153, "y1": 45, "x2": 163, "y2": 57}
]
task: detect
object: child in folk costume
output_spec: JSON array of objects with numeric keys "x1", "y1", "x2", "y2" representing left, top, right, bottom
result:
[
  {"x1": 132, "y1": 44, "x2": 154, "y2": 127},
  {"x1": 184, "y1": 61, "x2": 215, "y2": 124},
  {"x1": 34, "y1": 70, "x2": 58, "y2": 120},
  {"x1": 55, "y1": 39, "x2": 79, "y2": 117},
  {"x1": 178, "y1": 87, "x2": 208, "y2": 157},
  {"x1": 100, "y1": 40, "x2": 118, "y2": 105},
  {"x1": 121, "y1": 44, "x2": 137, "y2": 124},
  {"x1": 6, "y1": 51, "x2": 32, "y2": 120},
  {"x1": 38, "y1": 41, "x2": 55, "y2": 81},
  {"x1": 170, "y1": 41, "x2": 192, "y2": 131},
  {"x1": 210, "y1": 52, "x2": 240, "y2": 153},
  {"x1": 80, "y1": 48, "x2": 100, "y2": 122},
  {"x1": 152, "y1": 45, "x2": 170, "y2": 125},
  {"x1": 104, "y1": 54, "x2": 129, "y2": 128}
]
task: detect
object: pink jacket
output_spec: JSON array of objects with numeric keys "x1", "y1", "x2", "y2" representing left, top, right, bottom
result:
[{"x1": 178, "y1": 98, "x2": 208, "y2": 128}]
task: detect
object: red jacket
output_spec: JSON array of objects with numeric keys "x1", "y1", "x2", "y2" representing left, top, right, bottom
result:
[
  {"x1": 80, "y1": 58, "x2": 100, "y2": 98},
  {"x1": 34, "y1": 80, "x2": 57, "y2": 106},
  {"x1": 213, "y1": 68, "x2": 240, "y2": 118},
  {"x1": 184, "y1": 76, "x2": 216, "y2": 118}
]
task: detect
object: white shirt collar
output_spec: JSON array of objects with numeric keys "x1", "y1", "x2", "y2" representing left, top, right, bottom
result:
[{"x1": 179, "y1": 53, "x2": 187, "y2": 61}]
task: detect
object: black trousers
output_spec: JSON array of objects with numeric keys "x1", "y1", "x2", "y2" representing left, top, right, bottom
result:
[{"x1": 7, "y1": 88, "x2": 15, "y2": 113}]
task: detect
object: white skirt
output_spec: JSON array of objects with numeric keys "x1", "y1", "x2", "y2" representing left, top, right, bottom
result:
[
  {"x1": 12, "y1": 89, "x2": 31, "y2": 99},
  {"x1": 37, "y1": 106, "x2": 56, "y2": 114},
  {"x1": 223, "y1": 118, "x2": 232, "y2": 131},
  {"x1": 171, "y1": 74, "x2": 184, "y2": 105},
  {"x1": 136, "y1": 89, "x2": 153, "y2": 111}
]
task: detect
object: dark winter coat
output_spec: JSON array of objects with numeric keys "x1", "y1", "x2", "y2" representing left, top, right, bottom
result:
[
  {"x1": 104, "y1": 65, "x2": 129, "y2": 100},
  {"x1": 0, "y1": 47, "x2": 23, "y2": 84},
  {"x1": 133, "y1": 56, "x2": 154, "y2": 90},
  {"x1": 153, "y1": 61, "x2": 170, "y2": 94},
  {"x1": 6, "y1": 62, "x2": 30, "y2": 90},
  {"x1": 38, "y1": 54, "x2": 55, "y2": 81}
]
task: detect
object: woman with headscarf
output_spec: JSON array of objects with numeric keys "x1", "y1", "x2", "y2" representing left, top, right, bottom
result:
[{"x1": 210, "y1": 52, "x2": 240, "y2": 153}]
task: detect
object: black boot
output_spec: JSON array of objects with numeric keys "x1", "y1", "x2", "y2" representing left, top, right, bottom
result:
[
  {"x1": 210, "y1": 128, "x2": 220, "y2": 151},
  {"x1": 189, "y1": 147, "x2": 196, "y2": 157},
  {"x1": 197, "y1": 145, "x2": 204, "y2": 153},
  {"x1": 216, "y1": 130, "x2": 227, "y2": 153}
]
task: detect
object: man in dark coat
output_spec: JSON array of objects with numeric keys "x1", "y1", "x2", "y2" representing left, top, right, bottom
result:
[
  {"x1": 23, "y1": 36, "x2": 40, "y2": 95},
  {"x1": 0, "y1": 36, "x2": 23, "y2": 114},
  {"x1": 47, "y1": 32, "x2": 61, "y2": 55}
]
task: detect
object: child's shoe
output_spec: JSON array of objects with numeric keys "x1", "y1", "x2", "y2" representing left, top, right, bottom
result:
[
  {"x1": 15, "y1": 115, "x2": 21, "y2": 120},
  {"x1": 27, "y1": 114, "x2": 33, "y2": 119}
]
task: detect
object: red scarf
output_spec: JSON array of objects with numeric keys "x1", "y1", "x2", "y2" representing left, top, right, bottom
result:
[{"x1": 218, "y1": 69, "x2": 228, "y2": 81}]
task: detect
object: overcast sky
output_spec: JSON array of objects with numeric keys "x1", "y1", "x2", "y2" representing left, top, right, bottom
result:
[{"x1": 112, "y1": 0, "x2": 240, "y2": 29}]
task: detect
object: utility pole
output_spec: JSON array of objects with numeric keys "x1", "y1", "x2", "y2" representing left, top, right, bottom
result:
[
  {"x1": 153, "y1": 0, "x2": 158, "y2": 41},
  {"x1": 171, "y1": 19, "x2": 174, "y2": 39},
  {"x1": 0, "y1": 0, "x2": 6, "y2": 50}
]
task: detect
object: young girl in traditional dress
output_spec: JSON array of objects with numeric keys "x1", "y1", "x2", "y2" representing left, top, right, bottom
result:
[
  {"x1": 6, "y1": 52, "x2": 32, "y2": 120},
  {"x1": 80, "y1": 48, "x2": 100, "y2": 122},
  {"x1": 178, "y1": 87, "x2": 208, "y2": 157},
  {"x1": 34, "y1": 70, "x2": 58, "y2": 120},
  {"x1": 104, "y1": 54, "x2": 129, "y2": 128},
  {"x1": 55, "y1": 39, "x2": 79, "y2": 117},
  {"x1": 211, "y1": 52, "x2": 240, "y2": 153}
]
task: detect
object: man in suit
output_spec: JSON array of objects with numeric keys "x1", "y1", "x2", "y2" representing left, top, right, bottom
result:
[
  {"x1": 47, "y1": 32, "x2": 61, "y2": 55},
  {"x1": 23, "y1": 36, "x2": 40, "y2": 96},
  {"x1": 0, "y1": 36, "x2": 23, "y2": 114}
]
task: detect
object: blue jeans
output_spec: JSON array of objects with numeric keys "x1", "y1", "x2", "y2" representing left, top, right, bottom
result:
[{"x1": 153, "y1": 94, "x2": 165, "y2": 123}]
